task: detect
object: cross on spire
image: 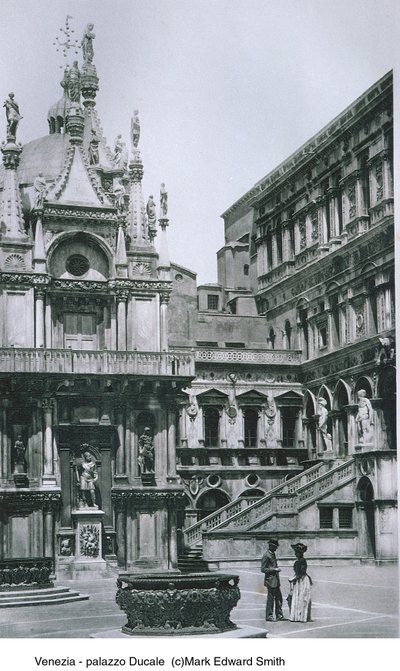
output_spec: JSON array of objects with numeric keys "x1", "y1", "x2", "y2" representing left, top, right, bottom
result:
[{"x1": 53, "y1": 15, "x2": 81, "y2": 68}]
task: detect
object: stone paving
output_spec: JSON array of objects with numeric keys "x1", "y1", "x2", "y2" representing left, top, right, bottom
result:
[{"x1": 0, "y1": 563, "x2": 397, "y2": 638}]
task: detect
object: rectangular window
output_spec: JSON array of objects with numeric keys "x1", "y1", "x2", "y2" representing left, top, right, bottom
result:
[
  {"x1": 319, "y1": 507, "x2": 333, "y2": 529},
  {"x1": 207, "y1": 294, "x2": 219, "y2": 310},
  {"x1": 319, "y1": 325, "x2": 328, "y2": 348},
  {"x1": 339, "y1": 507, "x2": 353, "y2": 529},
  {"x1": 225, "y1": 342, "x2": 245, "y2": 349},
  {"x1": 281, "y1": 408, "x2": 297, "y2": 448}
]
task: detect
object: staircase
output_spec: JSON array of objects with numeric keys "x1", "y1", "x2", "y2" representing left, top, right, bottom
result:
[
  {"x1": 0, "y1": 586, "x2": 89, "y2": 608},
  {"x1": 177, "y1": 547, "x2": 210, "y2": 573},
  {"x1": 182, "y1": 458, "x2": 357, "y2": 564}
]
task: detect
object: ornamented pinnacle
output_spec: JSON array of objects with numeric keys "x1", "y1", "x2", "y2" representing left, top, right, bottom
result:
[
  {"x1": 131, "y1": 110, "x2": 140, "y2": 150},
  {"x1": 80, "y1": 23, "x2": 98, "y2": 106}
]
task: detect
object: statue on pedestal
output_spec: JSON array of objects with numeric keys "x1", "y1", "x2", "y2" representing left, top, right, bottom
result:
[
  {"x1": 113, "y1": 134, "x2": 128, "y2": 170},
  {"x1": 138, "y1": 427, "x2": 154, "y2": 474},
  {"x1": 67, "y1": 61, "x2": 81, "y2": 103},
  {"x1": 3, "y1": 92, "x2": 22, "y2": 139},
  {"x1": 131, "y1": 110, "x2": 140, "y2": 149},
  {"x1": 13, "y1": 435, "x2": 26, "y2": 472},
  {"x1": 113, "y1": 178, "x2": 126, "y2": 212},
  {"x1": 317, "y1": 398, "x2": 332, "y2": 451},
  {"x1": 160, "y1": 182, "x2": 168, "y2": 218},
  {"x1": 356, "y1": 390, "x2": 374, "y2": 444},
  {"x1": 81, "y1": 23, "x2": 95, "y2": 64},
  {"x1": 33, "y1": 172, "x2": 47, "y2": 210},
  {"x1": 146, "y1": 195, "x2": 157, "y2": 227},
  {"x1": 76, "y1": 451, "x2": 98, "y2": 508},
  {"x1": 88, "y1": 129, "x2": 99, "y2": 165}
]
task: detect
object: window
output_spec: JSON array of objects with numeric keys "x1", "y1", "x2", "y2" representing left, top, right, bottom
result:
[
  {"x1": 281, "y1": 407, "x2": 297, "y2": 448},
  {"x1": 319, "y1": 325, "x2": 328, "y2": 348},
  {"x1": 225, "y1": 342, "x2": 245, "y2": 349},
  {"x1": 244, "y1": 408, "x2": 258, "y2": 447},
  {"x1": 243, "y1": 264, "x2": 249, "y2": 276},
  {"x1": 204, "y1": 407, "x2": 220, "y2": 447},
  {"x1": 207, "y1": 294, "x2": 219, "y2": 310},
  {"x1": 319, "y1": 507, "x2": 333, "y2": 529},
  {"x1": 284, "y1": 320, "x2": 292, "y2": 349},
  {"x1": 276, "y1": 220, "x2": 283, "y2": 264},
  {"x1": 196, "y1": 341, "x2": 218, "y2": 347},
  {"x1": 268, "y1": 327, "x2": 276, "y2": 349},
  {"x1": 339, "y1": 507, "x2": 353, "y2": 529},
  {"x1": 64, "y1": 312, "x2": 96, "y2": 350},
  {"x1": 66, "y1": 254, "x2": 90, "y2": 277}
]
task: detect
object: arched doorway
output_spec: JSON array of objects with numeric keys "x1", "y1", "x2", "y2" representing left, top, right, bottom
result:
[
  {"x1": 357, "y1": 476, "x2": 376, "y2": 558},
  {"x1": 196, "y1": 489, "x2": 230, "y2": 521}
]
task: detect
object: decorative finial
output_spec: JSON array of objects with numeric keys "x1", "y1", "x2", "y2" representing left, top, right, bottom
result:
[
  {"x1": 53, "y1": 15, "x2": 81, "y2": 69},
  {"x1": 81, "y1": 23, "x2": 95, "y2": 65},
  {"x1": 131, "y1": 110, "x2": 140, "y2": 150},
  {"x1": 160, "y1": 183, "x2": 168, "y2": 218},
  {"x1": 3, "y1": 92, "x2": 22, "y2": 141}
]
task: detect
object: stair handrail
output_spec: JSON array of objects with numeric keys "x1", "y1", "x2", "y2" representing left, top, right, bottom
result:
[
  {"x1": 210, "y1": 457, "x2": 356, "y2": 534},
  {"x1": 184, "y1": 461, "x2": 325, "y2": 547}
]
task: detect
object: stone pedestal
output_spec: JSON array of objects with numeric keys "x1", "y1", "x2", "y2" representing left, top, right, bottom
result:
[{"x1": 71, "y1": 508, "x2": 107, "y2": 575}]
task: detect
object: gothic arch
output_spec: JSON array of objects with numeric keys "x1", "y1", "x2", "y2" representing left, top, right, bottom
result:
[
  {"x1": 316, "y1": 384, "x2": 333, "y2": 407},
  {"x1": 332, "y1": 379, "x2": 351, "y2": 409},
  {"x1": 196, "y1": 488, "x2": 230, "y2": 521},
  {"x1": 354, "y1": 376, "x2": 374, "y2": 399}
]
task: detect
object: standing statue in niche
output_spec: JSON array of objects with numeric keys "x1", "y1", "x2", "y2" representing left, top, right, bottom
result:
[
  {"x1": 138, "y1": 427, "x2": 154, "y2": 474},
  {"x1": 317, "y1": 398, "x2": 332, "y2": 451},
  {"x1": 131, "y1": 110, "x2": 140, "y2": 149},
  {"x1": 4, "y1": 92, "x2": 22, "y2": 139},
  {"x1": 66, "y1": 61, "x2": 81, "y2": 103},
  {"x1": 88, "y1": 129, "x2": 99, "y2": 165},
  {"x1": 356, "y1": 390, "x2": 374, "y2": 444},
  {"x1": 76, "y1": 451, "x2": 98, "y2": 508},
  {"x1": 33, "y1": 172, "x2": 47, "y2": 210},
  {"x1": 113, "y1": 134, "x2": 128, "y2": 170},
  {"x1": 13, "y1": 435, "x2": 26, "y2": 472},
  {"x1": 81, "y1": 23, "x2": 95, "y2": 64},
  {"x1": 113, "y1": 178, "x2": 126, "y2": 212},
  {"x1": 160, "y1": 182, "x2": 168, "y2": 217},
  {"x1": 146, "y1": 195, "x2": 157, "y2": 227}
]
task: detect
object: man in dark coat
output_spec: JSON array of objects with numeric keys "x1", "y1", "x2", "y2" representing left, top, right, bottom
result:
[{"x1": 261, "y1": 538, "x2": 285, "y2": 621}]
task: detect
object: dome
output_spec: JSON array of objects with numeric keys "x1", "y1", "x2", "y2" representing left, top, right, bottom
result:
[{"x1": 17, "y1": 133, "x2": 69, "y2": 186}]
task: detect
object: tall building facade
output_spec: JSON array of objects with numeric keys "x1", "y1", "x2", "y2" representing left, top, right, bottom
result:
[{"x1": 0, "y1": 25, "x2": 395, "y2": 586}]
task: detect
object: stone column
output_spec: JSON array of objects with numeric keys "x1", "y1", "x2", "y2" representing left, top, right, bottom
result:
[
  {"x1": 271, "y1": 232, "x2": 278, "y2": 268},
  {"x1": 168, "y1": 509, "x2": 178, "y2": 569},
  {"x1": 35, "y1": 290, "x2": 45, "y2": 348},
  {"x1": 282, "y1": 221, "x2": 292, "y2": 262},
  {"x1": 42, "y1": 398, "x2": 56, "y2": 486},
  {"x1": 110, "y1": 300, "x2": 117, "y2": 350},
  {"x1": 160, "y1": 293, "x2": 169, "y2": 352},
  {"x1": 117, "y1": 292, "x2": 127, "y2": 351},
  {"x1": 130, "y1": 408, "x2": 139, "y2": 480},
  {"x1": 45, "y1": 295, "x2": 52, "y2": 348},
  {"x1": 115, "y1": 404, "x2": 126, "y2": 478},
  {"x1": 167, "y1": 407, "x2": 177, "y2": 479},
  {"x1": 382, "y1": 152, "x2": 392, "y2": 199},
  {"x1": 116, "y1": 503, "x2": 127, "y2": 568},
  {"x1": 43, "y1": 506, "x2": 54, "y2": 559}
]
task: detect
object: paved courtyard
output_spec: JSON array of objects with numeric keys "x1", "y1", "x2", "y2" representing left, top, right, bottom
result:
[{"x1": 0, "y1": 563, "x2": 397, "y2": 638}]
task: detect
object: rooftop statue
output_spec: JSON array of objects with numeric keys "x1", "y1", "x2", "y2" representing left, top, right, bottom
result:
[
  {"x1": 88, "y1": 129, "x2": 99, "y2": 165},
  {"x1": 67, "y1": 61, "x2": 81, "y2": 103},
  {"x1": 131, "y1": 110, "x2": 140, "y2": 149},
  {"x1": 81, "y1": 23, "x2": 95, "y2": 64},
  {"x1": 146, "y1": 195, "x2": 157, "y2": 226},
  {"x1": 113, "y1": 134, "x2": 128, "y2": 170},
  {"x1": 3, "y1": 92, "x2": 22, "y2": 140},
  {"x1": 160, "y1": 182, "x2": 168, "y2": 217},
  {"x1": 33, "y1": 172, "x2": 48, "y2": 210}
]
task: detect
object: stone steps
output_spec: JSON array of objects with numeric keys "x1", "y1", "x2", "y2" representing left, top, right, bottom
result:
[{"x1": 0, "y1": 586, "x2": 89, "y2": 608}]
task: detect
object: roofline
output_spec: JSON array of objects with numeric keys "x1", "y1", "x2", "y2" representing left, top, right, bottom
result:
[{"x1": 220, "y1": 70, "x2": 392, "y2": 219}]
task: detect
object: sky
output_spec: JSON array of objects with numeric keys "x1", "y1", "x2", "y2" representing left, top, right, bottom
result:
[{"x1": 0, "y1": 0, "x2": 398, "y2": 283}]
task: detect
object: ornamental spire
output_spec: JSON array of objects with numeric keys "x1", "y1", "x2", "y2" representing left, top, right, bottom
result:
[
  {"x1": 0, "y1": 95, "x2": 27, "y2": 239},
  {"x1": 127, "y1": 110, "x2": 153, "y2": 247},
  {"x1": 157, "y1": 182, "x2": 171, "y2": 279}
]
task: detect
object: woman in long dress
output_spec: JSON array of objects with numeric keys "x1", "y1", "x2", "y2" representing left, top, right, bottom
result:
[{"x1": 288, "y1": 542, "x2": 312, "y2": 622}]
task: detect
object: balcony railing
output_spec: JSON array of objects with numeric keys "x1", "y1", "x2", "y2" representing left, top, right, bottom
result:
[
  {"x1": 195, "y1": 348, "x2": 302, "y2": 365},
  {"x1": 0, "y1": 348, "x2": 195, "y2": 377}
]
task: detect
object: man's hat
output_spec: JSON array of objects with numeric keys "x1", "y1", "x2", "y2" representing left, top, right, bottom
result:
[
  {"x1": 291, "y1": 542, "x2": 307, "y2": 553},
  {"x1": 268, "y1": 538, "x2": 279, "y2": 548}
]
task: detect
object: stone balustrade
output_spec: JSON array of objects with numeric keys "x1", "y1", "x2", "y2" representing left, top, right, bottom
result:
[
  {"x1": 195, "y1": 348, "x2": 302, "y2": 365},
  {"x1": 0, "y1": 348, "x2": 195, "y2": 377},
  {"x1": 176, "y1": 447, "x2": 308, "y2": 469}
]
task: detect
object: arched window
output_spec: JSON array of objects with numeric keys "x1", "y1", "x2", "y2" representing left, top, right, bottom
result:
[
  {"x1": 204, "y1": 407, "x2": 220, "y2": 447},
  {"x1": 367, "y1": 278, "x2": 378, "y2": 334},
  {"x1": 244, "y1": 408, "x2": 258, "y2": 447},
  {"x1": 196, "y1": 489, "x2": 230, "y2": 521},
  {"x1": 335, "y1": 383, "x2": 349, "y2": 456},
  {"x1": 276, "y1": 220, "x2": 283, "y2": 265}
]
